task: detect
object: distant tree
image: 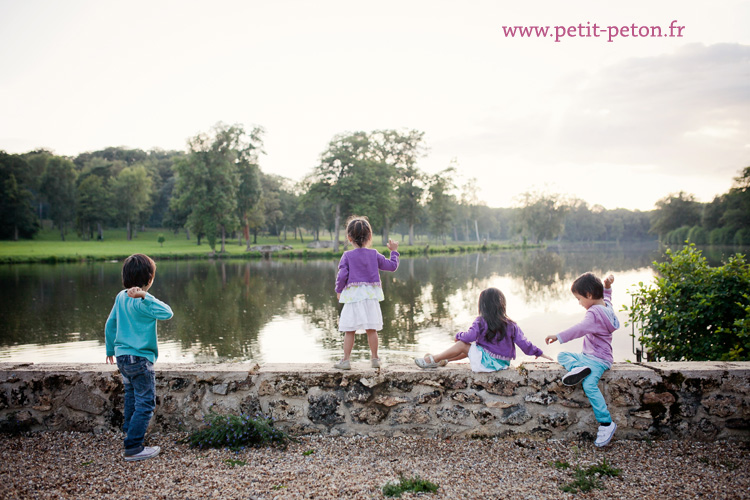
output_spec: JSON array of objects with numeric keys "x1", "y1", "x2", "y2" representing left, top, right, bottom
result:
[
  {"x1": 722, "y1": 166, "x2": 750, "y2": 232},
  {"x1": 76, "y1": 175, "x2": 111, "y2": 240},
  {"x1": 395, "y1": 164, "x2": 425, "y2": 246},
  {"x1": 0, "y1": 152, "x2": 39, "y2": 240},
  {"x1": 111, "y1": 165, "x2": 153, "y2": 240},
  {"x1": 296, "y1": 180, "x2": 330, "y2": 242},
  {"x1": 40, "y1": 157, "x2": 77, "y2": 241},
  {"x1": 516, "y1": 189, "x2": 568, "y2": 244},
  {"x1": 426, "y1": 167, "x2": 457, "y2": 245},
  {"x1": 172, "y1": 123, "x2": 261, "y2": 253},
  {"x1": 368, "y1": 129, "x2": 426, "y2": 244},
  {"x1": 650, "y1": 191, "x2": 701, "y2": 239},
  {"x1": 314, "y1": 131, "x2": 370, "y2": 251}
]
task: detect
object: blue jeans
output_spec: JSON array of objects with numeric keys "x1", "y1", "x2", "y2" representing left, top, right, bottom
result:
[
  {"x1": 558, "y1": 352, "x2": 611, "y2": 423},
  {"x1": 116, "y1": 355, "x2": 156, "y2": 456}
]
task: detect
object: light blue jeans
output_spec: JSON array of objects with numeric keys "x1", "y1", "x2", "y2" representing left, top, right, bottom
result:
[
  {"x1": 117, "y1": 355, "x2": 156, "y2": 456},
  {"x1": 558, "y1": 352, "x2": 611, "y2": 423}
]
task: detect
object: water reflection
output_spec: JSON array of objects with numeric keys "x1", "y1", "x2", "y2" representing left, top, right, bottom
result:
[{"x1": 0, "y1": 245, "x2": 667, "y2": 364}]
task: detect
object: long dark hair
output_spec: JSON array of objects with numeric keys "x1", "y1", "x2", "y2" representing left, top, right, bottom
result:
[{"x1": 478, "y1": 287, "x2": 511, "y2": 342}]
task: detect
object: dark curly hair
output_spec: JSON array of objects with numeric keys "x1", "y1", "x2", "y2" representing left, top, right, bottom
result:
[
  {"x1": 346, "y1": 215, "x2": 372, "y2": 248},
  {"x1": 122, "y1": 253, "x2": 156, "y2": 289},
  {"x1": 571, "y1": 272, "x2": 603, "y2": 299},
  {"x1": 478, "y1": 287, "x2": 512, "y2": 342}
]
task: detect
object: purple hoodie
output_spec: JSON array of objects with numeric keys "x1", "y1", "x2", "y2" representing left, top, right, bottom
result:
[
  {"x1": 335, "y1": 247, "x2": 399, "y2": 293},
  {"x1": 455, "y1": 316, "x2": 543, "y2": 360},
  {"x1": 555, "y1": 288, "x2": 620, "y2": 366}
]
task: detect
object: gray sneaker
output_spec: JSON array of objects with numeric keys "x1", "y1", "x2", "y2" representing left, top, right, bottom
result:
[
  {"x1": 124, "y1": 446, "x2": 161, "y2": 462},
  {"x1": 371, "y1": 358, "x2": 381, "y2": 368},
  {"x1": 333, "y1": 359, "x2": 351, "y2": 370}
]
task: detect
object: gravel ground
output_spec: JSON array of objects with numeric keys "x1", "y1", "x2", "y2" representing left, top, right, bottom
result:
[{"x1": 1, "y1": 432, "x2": 748, "y2": 500}]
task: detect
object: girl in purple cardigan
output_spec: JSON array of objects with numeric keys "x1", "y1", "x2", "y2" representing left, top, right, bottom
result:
[
  {"x1": 415, "y1": 288, "x2": 551, "y2": 371},
  {"x1": 333, "y1": 216, "x2": 399, "y2": 370}
]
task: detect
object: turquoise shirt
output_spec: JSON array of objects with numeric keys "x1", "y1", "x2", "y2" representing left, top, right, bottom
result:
[{"x1": 105, "y1": 290, "x2": 173, "y2": 363}]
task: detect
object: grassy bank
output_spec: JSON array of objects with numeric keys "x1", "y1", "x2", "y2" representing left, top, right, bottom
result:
[{"x1": 0, "y1": 228, "x2": 539, "y2": 263}]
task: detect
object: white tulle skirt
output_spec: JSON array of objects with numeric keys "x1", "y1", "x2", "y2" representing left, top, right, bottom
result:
[{"x1": 338, "y1": 299, "x2": 383, "y2": 333}]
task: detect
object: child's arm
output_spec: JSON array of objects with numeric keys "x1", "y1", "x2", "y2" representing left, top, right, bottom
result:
[
  {"x1": 513, "y1": 325, "x2": 545, "y2": 358},
  {"x1": 455, "y1": 317, "x2": 484, "y2": 343},
  {"x1": 603, "y1": 274, "x2": 614, "y2": 303},
  {"x1": 132, "y1": 292, "x2": 174, "y2": 320},
  {"x1": 105, "y1": 304, "x2": 117, "y2": 363},
  {"x1": 545, "y1": 312, "x2": 598, "y2": 345},
  {"x1": 377, "y1": 241, "x2": 400, "y2": 272},
  {"x1": 335, "y1": 253, "x2": 349, "y2": 294}
]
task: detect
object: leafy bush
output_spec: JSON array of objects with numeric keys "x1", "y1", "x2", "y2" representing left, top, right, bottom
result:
[
  {"x1": 382, "y1": 475, "x2": 439, "y2": 498},
  {"x1": 180, "y1": 412, "x2": 293, "y2": 451},
  {"x1": 627, "y1": 244, "x2": 750, "y2": 361}
]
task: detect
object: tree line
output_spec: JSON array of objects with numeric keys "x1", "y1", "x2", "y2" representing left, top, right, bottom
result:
[{"x1": 1, "y1": 122, "x2": 746, "y2": 249}]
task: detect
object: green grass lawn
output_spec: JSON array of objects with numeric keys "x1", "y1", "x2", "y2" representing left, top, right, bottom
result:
[{"x1": 0, "y1": 227, "x2": 534, "y2": 263}]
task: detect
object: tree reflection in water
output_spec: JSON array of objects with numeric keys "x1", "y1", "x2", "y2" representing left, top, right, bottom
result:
[{"x1": 0, "y1": 245, "x2": 664, "y2": 363}]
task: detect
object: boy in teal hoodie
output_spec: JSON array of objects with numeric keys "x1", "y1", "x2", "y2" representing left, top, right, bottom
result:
[{"x1": 105, "y1": 253, "x2": 173, "y2": 461}]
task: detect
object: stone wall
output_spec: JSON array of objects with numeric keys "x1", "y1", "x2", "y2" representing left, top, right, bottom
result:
[{"x1": 1, "y1": 362, "x2": 748, "y2": 441}]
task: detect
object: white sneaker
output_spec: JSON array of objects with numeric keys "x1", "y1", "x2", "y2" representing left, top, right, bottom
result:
[
  {"x1": 562, "y1": 366, "x2": 591, "y2": 386},
  {"x1": 595, "y1": 422, "x2": 617, "y2": 447},
  {"x1": 124, "y1": 446, "x2": 161, "y2": 462},
  {"x1": 371, "y1": 358, "x2": 381, "y2": 368}
]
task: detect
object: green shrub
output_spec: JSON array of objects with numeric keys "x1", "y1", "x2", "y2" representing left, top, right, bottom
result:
[
  {"x1": 180, "y1": 412, "x2": 293, "y2": 451},
  {"x1": 627, "y1": 244, "x2": 750, "y2": 361},
  {"x1": 382, "y1": 475, "x2": 439, "y2": 498}
]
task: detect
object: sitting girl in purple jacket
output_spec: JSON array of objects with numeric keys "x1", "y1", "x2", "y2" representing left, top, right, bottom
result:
[
  {"x1": 333, "y1": 215, "x2": 399, "y2": 370},
  {"x1": 415, "y1": 287, "x2": 551, "y2": 370}
]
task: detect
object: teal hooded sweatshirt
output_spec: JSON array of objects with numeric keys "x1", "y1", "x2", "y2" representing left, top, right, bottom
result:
[{"x1": 105, "y1": 290, "x2": 173, "y2": 363}]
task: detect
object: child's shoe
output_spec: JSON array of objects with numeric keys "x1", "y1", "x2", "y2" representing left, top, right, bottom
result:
[
  {"x1": 124, "y1": 446, "x2": 161, "y2": 462},
  {"x1": 594, "y1": 422, "x2": 617, "y2": 447},
  {"x1": 333, "y1": 359, "x2": 351, "y2": 370},
  {"x1": 371, "y1": 358, "x2": 381, "y2": 368},
  {"x1": 562, "y1": 366, "x2": 591, "y2": 386}
]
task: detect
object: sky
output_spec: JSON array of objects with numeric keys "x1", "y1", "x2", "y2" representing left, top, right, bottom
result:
[{"x1": 0, "y1": 0, "x2": 748, "y2": 211}]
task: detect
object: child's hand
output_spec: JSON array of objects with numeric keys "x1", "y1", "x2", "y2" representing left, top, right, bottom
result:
[
  {"x1": 545, "y1": 335, "x2": 558, "y2": 345},
  {"x1": 604, "y1": 274, "x2": 615, "y2": 288},
  {"x1": 537, "y1": 354, "x2": 553, "y2": 361},
  {"x1": 106, "y1": 356, "x2": 115, "y2": 364},
  {"x1": 127, "y1": 287, "x2": 146, "y2": 299},
  {"x1": 387, "y1": 239, "x2": 399, "y2": 252},
  {"x1": 337, "y1": 293, "x2": 341, "y2": 300}
]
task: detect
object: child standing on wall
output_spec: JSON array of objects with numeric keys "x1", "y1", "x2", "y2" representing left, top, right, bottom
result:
[
  {"x1": 545, "y1": 273, "x2": 620, "y2": 447},
  {"x1": 334, "y1": 216, "x2": 399, "y2": 370},
  {"x1": 415, "y1": 287, "x2": 552, "y2": 370},
  {"x1": 105, "y1": 253, "x2": 173, "y2": 461}
]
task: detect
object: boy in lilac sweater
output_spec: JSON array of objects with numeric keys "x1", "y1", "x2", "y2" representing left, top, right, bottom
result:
[{"x1": 546, "y1": 273, "x2": 620, "y2": 447}]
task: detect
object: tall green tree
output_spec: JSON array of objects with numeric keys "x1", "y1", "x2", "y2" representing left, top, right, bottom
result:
[
  {"x1": 368, "y1": 129, "x2": 426, "y2": 244},
  {"x1": 76, "y1": 175, "x2": 111, "y2": 240},
  {"x1": 516, "y1": 189, "x2": 568, "y2": 244},
  {"x1": 427, "y1": 167, "x2": 457, "y2": 245},
  {"x1": 40, "y1": 157, "x2": 77, "y2": 241},
  {"x1": 0, "y1": 152, "x2": 39, "y2": 240},
  {"x1": 314, "y1": 131, "x2": 370, "y2": 251},
  {"x1": 111, "y1": 165, "x2": 153, "y2": 240},
  {"x1": 173, "y1": 123, "x2": 262, "y2": 253},
  {"x1": 650, "y1": 191, "x2": 702, "y2": 239}
]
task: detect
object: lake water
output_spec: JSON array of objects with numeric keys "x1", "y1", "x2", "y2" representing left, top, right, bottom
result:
[{"x1": 0, "y1": 244, "x2": 677, "y2": 366}]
